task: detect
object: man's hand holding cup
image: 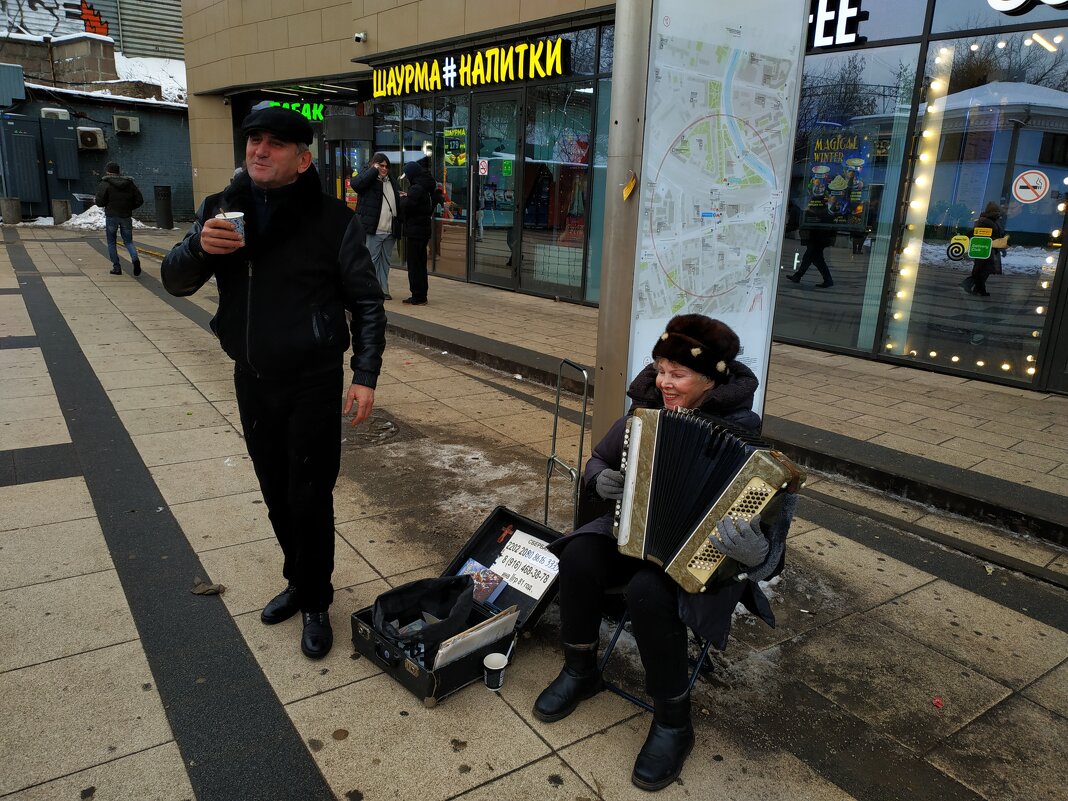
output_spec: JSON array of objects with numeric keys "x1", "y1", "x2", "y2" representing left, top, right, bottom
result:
[{"x1": 201, "y1": 212, "x2": 245, "y2": 255}]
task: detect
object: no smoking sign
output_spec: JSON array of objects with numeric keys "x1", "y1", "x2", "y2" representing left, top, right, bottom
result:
[{"x1": 1012, "y1": 169, "x2": 1049, "y2": 204}]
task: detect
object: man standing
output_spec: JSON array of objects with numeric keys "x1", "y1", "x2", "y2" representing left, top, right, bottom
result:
[
  {"x1": 162, "y1": 107, "x2": 386, "y2": 659},
  {"x1": 352, "y1": 153, "x2": 401, "y2": 300},
  {"x1": 95, "y1": 161, "x2": 144, "y2": 276},
  {"x1": 400, "y1": 161, "x2": 434, "y2": 306}
]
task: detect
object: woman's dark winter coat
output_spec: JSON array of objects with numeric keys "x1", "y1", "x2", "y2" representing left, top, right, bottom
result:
[
  {"x1": 351, "y1": 164, "x2": 402, "y2": 238},
  {"x1": 549, "y1": 360, "x2": 779, "y2": 649},
  {"x1": 399, "y1": 168, "x2": 435, "y2": 241}
]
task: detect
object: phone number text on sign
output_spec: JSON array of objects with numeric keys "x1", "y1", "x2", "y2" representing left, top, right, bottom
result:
[{"x1": 489, "y1": 531, "x2": 559, "y2": 600}]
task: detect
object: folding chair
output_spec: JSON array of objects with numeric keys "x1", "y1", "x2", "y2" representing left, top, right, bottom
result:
[{"x1": 596, "y1": 589, "x2": 715, "y2": 713}]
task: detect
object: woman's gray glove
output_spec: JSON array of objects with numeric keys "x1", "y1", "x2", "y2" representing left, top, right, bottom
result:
[
  {"x1": 709, "y1": 515, "x2": 768, "y2": 568},
  {"x1": 594, "y1": 468, "x2": 625, "y2": 501}
]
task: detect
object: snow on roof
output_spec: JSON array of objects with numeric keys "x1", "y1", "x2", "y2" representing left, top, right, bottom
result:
[
  {"x1": 114, "y1": 53, "x2": 187, "y2": 104},
  {"x1": 941, "y1": 81, "x2": 1068, "y2": 113},
  {"x1": 25, "y1": 82, "x2": 187, "y2": 110},
  {"x1": 51, "y1": 32, "x2": 115, "y2": 45}
]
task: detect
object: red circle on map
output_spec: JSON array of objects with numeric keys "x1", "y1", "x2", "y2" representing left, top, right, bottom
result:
[{"x1": 647, "y1": 113, "x2": 777, "y2": 299}]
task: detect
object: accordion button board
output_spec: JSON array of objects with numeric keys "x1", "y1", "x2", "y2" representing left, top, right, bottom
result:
[{"x1": 613, "y1": 408, "x2": 804, "y2": 594}]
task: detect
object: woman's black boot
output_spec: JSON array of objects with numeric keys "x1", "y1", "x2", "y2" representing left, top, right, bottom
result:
[
  {"x1": 631, "y1": 692, "x2": 695, "y2": 791},
  {"x1": 532, "y1": 643, "x2": 602, "y2": 722}
]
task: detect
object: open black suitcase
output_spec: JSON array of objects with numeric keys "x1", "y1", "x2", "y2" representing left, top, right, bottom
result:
[{"x1": 350, "y1": 506, "x2": 561, "y2": 706}]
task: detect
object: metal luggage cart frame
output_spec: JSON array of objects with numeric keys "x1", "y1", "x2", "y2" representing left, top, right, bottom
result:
[{"x1": 543, "y1": 358, "x2": 590, "y2": 531}]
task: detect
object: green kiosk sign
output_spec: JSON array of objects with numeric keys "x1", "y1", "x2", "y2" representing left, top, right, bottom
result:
[{"x1": 968, "y1": 237, "x2": 992, "y2": 259}]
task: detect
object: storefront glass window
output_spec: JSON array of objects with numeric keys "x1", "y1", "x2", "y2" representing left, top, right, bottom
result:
[
  {"x1": 807, "y1": 0, "x2": 928, "y2": 45},
  {"x1": 932, "y1": 0, "x2": 1068, "y2": 34},
  {"x1": 774, "y1": 44, "x2": 920, "y2": 351},
  {"x1": 599, "y1": 25, "x2": 615, "y2": 73},
  {"x1": 402, "y1": 99, "x2": 435, "y2": 168},
  {"x1": 885, "y1": 26, "x2": 1067, "y2": 384},
  {"x1": 558, "y1": 28, "x2": 599, "y2": 76},
  {"x1": 432, "y1": 98, "x2": 470, "y2": 278},
  {"x1": 586, "y1": 77, "x2": 612, "y2": 303},
  {"x1": 373, "y1": 102, "x2": 401, "y2": 168},
  {"x1": 519, "y1": 81, "x2": 594, "y2": 299}
]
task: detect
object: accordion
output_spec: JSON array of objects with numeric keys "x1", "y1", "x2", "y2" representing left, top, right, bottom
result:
[{"x1": 614, "y1": 408, "x2": 805, "y2": 594}]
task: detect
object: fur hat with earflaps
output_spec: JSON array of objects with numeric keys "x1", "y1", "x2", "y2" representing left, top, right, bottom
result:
[{"x1": 651, "y1": 314, "x2": 739, "y2": 382}]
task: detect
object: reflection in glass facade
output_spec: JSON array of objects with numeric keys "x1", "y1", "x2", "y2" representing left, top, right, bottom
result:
[
  {"x1": 771, "y1": 1, "x2": 1068, "y2": 392},
  {"x1": 886, "y1": 26, "x2": 1066, "y2": 384},
  {"x1": 776, "y1": 45, "x2": 920, "y2": 351}
]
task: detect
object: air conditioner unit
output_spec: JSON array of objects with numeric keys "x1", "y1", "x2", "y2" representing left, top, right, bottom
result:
[
  {"x1": 113, "y1": 114, "x2": 140, "y2": 134},
  {"x1": 41, "y1": 108, "x2": 71, "y2": 120},
  {"x1": 77, "y1": 127, "x2": 107, "y2": 150}
]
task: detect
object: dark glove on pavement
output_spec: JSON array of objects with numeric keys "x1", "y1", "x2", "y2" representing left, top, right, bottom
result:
[
  {"x1": 595, "y1": 468, "x2": 625, "y2": 501},
  {"x1": 709, "y1": 515, "x2": 769, "y2": 568}
]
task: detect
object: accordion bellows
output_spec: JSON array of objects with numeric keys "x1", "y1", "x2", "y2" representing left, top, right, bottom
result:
[{"x1": 614, "y1": 409, "x2": 805, "y2": 594}]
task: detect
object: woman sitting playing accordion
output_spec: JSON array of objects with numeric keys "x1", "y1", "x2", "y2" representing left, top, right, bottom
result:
[{"x1": 535, "y1": 314, "x2": 791, "y2": 791}]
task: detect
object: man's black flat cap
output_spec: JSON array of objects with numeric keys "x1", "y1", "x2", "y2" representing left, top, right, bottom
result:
[{"x1": 241, "y1": 107, "x2": 313, "y2": 145}]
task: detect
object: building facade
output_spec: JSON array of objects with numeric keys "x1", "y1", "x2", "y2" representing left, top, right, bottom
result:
[{"x1": 179, "y1": 0, "x2": 1068, "y2": 394}]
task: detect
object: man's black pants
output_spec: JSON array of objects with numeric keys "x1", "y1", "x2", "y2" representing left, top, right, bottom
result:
[
  {"x1": 406, "y1": 236, "x2": 429, "y2": 301},
  {"x1": 558, "y1": 534, "x2": 690, "y2": 699},
  {"x1": 234, "y1": 365, "x2": 342, "y2": 612}
]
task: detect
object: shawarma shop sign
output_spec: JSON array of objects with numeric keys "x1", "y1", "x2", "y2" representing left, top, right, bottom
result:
[{"x1": 373, "y1": 37, "x2": 571, "y2": 99}]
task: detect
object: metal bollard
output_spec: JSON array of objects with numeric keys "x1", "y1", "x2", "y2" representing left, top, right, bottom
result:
[
  {"x1": 51, "y1": 199, "x2": 71, "y2": 225},
  {"x1": 154, "y1": 185, "x2": 173, "y2": 229}
]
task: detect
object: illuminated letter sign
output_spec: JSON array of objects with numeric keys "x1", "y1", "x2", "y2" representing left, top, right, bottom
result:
[
  {"x1": 266, "y1": 101, "x2": 324, "y2": 121},
  {"x1": 374, "y1": 37, "x2": 571, "y2": 99},
  {"x1": 808, "y1": 0, "x2": 868, "y2": 48},
  {"x1": 988, "y1": 0, "x2": 1068, "y2": 14}
]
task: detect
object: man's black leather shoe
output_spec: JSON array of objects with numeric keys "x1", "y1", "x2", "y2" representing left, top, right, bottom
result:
[
  {"x1": 301, "y1": 611, "x2": 333, "y2": 659},
  {"x1": 260, "y1": 585, "x2": 300, "y2": 624},
  {"x1": 132, "y1": 259, "x2": 142, "y2": 277},
  {"x1": 109, "y1": 265, "x2": 122, "y2": 275}
]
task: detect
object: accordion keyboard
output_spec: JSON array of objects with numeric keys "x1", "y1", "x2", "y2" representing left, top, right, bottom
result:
[{"x1": 615, "y1": 408, "x2": 804, "y2": 594}]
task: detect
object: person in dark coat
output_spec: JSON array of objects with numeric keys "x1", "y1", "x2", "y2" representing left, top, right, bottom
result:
[
  {"x1": 963, "y1": 201, "x2": 1006, "y2": 297},
  {"x1": 534, "y1": 315, "x2": 794, "y2": 792},
  {"x1": 161, "y1": 106, "x2": 386, "y2": 660},
  {"x1": 399, "y1": 161, "x2": 434, "y2": 305},
  {"x1": 95, "y1": 161, "x2": 144, "y2": 276},
  {"x1": 352, "y1": 153, "x2": 401, "y2": 300},
  {"x1": 786, "y1": 224, "x2": 835, "y2": 287}
]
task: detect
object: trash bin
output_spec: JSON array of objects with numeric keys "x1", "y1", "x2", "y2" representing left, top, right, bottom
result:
[
  {"x1": 154, "y1": 185, "x2": 173, "y2": 230},
  {"x1": 71, "y1": 193, "x2": 96, "y2": 213}
]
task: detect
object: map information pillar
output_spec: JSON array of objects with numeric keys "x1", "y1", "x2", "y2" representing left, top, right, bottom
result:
[{"x1": 626, "y1": 1, "x2": 808, "y2": 414}]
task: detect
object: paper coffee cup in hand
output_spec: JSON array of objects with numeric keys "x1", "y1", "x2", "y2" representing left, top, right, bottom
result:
[{"x1": 215, "y1": 211, "x2": 245, "y2": 239}]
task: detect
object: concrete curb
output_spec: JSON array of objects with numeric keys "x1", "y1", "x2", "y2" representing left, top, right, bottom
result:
[{"x1": 387, "y1": 311, "x2": 1066, "y2": 548}]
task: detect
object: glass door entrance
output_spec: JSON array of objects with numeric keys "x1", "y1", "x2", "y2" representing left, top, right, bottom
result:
[{"x1": 470, "y1": 93, "x2": 522, "y2": 289}]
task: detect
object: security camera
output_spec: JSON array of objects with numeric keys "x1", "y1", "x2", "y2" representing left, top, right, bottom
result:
[
  {"x1": 222, "y1": 97, "x2": 230, "y2": 106},
  {"x1": 353, "y1": 31, "x2": 367, "y2": 43}
]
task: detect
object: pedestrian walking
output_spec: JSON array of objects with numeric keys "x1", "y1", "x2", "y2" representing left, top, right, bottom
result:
[
  {"x1": 399, "y1": 160, "x2": 434, "y2": 306},
  {"x1": 352, "y1": 153, "x2": 402, "y2": 300},
  {"x1": 786, "y1": 226, "x2": 835, "y2": 287},
  {"x1": 161, "y1": 106, "x2": 386, "y2": 660},
  {"x1": 95, "y1": 161, "x2": 144, "y2": 276},
  {"x1": 533, "y1": 315, "x2": 791, "y2": 792},
  {"x1": 962, "y1": 201, "x2": 1007, "y2": 297}
]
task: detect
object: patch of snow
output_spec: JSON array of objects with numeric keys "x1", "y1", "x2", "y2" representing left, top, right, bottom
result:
[
  {"x1": 921, "y1": 240, "x2": 1056, "y2": 276},
  {"x1": 61, "y1": 205, "x2": 149, "y2": 231},
  {"x1": 51, "y1": 32, "x2": 115, "y2": 45},
  {"x1": 16, "y1": 217, "x2": 55, "y2": 226}
]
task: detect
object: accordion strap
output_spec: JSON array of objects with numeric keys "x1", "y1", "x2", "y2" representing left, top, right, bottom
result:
[{"x1": 771, "y1": 450, "x2": 805, "y2": 493}]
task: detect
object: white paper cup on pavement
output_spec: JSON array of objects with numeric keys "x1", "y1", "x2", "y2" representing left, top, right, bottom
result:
[
  {"x1": 215, "y1": 211, "x2": 245, "y2": 240},
  {"x1": 483, "y1": 652, "x2": 508, "y2": 691}
]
